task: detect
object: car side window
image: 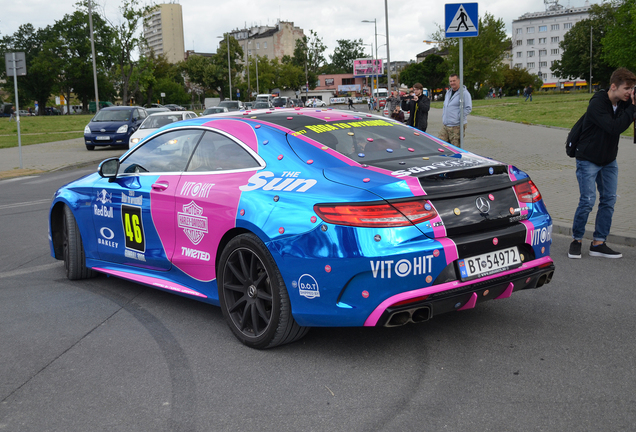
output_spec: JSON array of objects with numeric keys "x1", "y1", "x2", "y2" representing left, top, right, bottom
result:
[
  {"x1": 186, "y1": 131, "x2": 259, "y2": 172},
  {"x1": 119, "y1": 129, "x2": 203, "y2": 174}
]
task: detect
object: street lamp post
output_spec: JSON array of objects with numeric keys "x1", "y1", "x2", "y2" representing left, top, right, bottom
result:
[
  {"x1": 362, "y1": 19, "x2": 378, "y2": 104},
  {"x1": 384, "y1": 0, "x2": 392, "y2": 94},
  {"x1": 217, "y1": 34, "x2": 232, "y2": 101}
]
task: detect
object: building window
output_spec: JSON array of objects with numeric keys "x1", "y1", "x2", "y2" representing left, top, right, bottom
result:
[
  {"x1": 539, "y1": 38, "x2": 546, "y2": 44},
  {"x1": 516, "y1": 40, "x2": 522, "y2": 46},
  {"x1": 551, "y1": 24, "x2": 560, "y2": 31},
  {"x1": 564, "y1": 22, "x2": 572, "y2": 30},
  {"x1": 516, "y1": 52, "x2": 522, "y2": 58},
  {"x1": 263, "y1": 42, "x2": 267, "y2": 49},
  {"x1": 540, "y1": 61, "x2": 547, "y2": 67},
  {"x1": 527, "y1": 51, "x2": 535, "y2": 57},
  {"x1": 527, "y1": 27, "x2": 535, "y2": 33},
  {"x1": 527, "y1": 39, "x2": 534, "y2": 45},
  {"x1": 551, "y1": 49, "x2": 559, "y2": 55},
  {"x1": 516, "y1": 28, "x2": 523, "y2": 34},
  {"x1": 527, "y1": 62, "x2": 535, "y2": 69},
  {"x1": 515, "y1": 63, "x2": 522, "y2": 68},
  {"x1": 248, "y1": 50, "x2": 251, "y2": 55},
  {"x1": 551, "y1": 60, "x2": 556, "y2": 66},
  {"x1": 256, "y1": 42, "x2": 260, "y2": 49},
  {"x1": 539, "y1": 25, "x2": 547, "y2": 32},
  {"x1": 551, "y1": 36, "x2": 559, "y2": 43},
  {"x1": 342, "y1": 78, "x2": 355, "y2": 85}
]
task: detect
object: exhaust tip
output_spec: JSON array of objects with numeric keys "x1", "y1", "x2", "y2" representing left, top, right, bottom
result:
[
  {"x1": 536, "y1": 274, "x2": 547, "y2": 288},
  {"x1": 545, "y1": 271, "x2": 554, "y2": 284},
  {"x1": 411, "y1": 307, "x2": 431, "y2": 323},
  {"x1": 387, "y1": 311, "x2": 411, "y2": 327}
]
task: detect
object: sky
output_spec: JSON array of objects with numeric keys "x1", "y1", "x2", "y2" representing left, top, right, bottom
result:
[{"x1": 1, "y1": 0, "x2": 596, "y2": 64}]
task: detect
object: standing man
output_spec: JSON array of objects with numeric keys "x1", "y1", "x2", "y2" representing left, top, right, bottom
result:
[
  {"x1": 439, "y1": 74, "x2": 472, "y2": 146},
  {"x1": 386, "y1": 91, "x2": 400, "y2": 113},
  {"x1": 401, "y1": 83, "x2": 430, "y2": 132},
  {"x1": 568, "y1": 67, "x2": 636, "y2": 259}
]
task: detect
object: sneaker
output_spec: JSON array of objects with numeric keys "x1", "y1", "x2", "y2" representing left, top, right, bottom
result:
[
  {"x1": 589, "y1": 242, "x2": 623, "y2": 259},
  {"x1": 568, "y1": 240, "x2": 582, "y2": 259}
]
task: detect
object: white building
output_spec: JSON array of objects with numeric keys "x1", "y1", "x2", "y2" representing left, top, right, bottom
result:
[
  {"x1": 143, "y1": 3, "x2": 185, "y2": 64},
  {"x1": 512, "y1": 1, "x2": 592, "y2": 89}
]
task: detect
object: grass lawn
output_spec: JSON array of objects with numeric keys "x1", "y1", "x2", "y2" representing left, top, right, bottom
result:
[
  {"x1": 0, "y1": 114, "x2": 92, "y2": 149},
  {"x1": 431, "y1": 92, "x2": 634, "y2": 137}
]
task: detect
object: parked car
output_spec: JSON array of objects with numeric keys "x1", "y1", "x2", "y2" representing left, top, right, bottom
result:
[
  {"x1": 164, "y1": 104, "x2": 186, "y2": 111},
  {"x1": 145, "y1": 107, "x2": 171, "y2": 115},
  {"x1": 18, "y1": 110, "x2": 30, "y2": 116},
  {"x1": 128, "y1": 111, "x2": 198, "y2": 149},
  {"x1": 201, "y1": 107, "x2": 230, "y2": 116},
  {"x1": 217, "y1": 100, "x2": 245, "y2": 112},
  {"x1": 272, "y1": 97, "x2": 291, "y2": 108},
  {"x1": 305, "y1": 98, "x2": 327, "y2": 107},
  {"x1": 52, "y1": 108, "x2": 555, "y2": 349},
  {"x1": 244, "y1": 102, "x2": 253, "y2": 110},
  {"x1": 83, "y1": 106, "x2": 148, "y2": 150},
  {"x1": 252, "y1": 101, "x2": 272, "y2": 109}
]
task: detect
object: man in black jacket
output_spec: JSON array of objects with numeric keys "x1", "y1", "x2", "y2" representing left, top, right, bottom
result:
[
  {"x1": 401, "y1": 83, "x2": 430, "y2": 132},
  {"x1": 569, "y1": 68, "x2": 636, "y2": 259}
]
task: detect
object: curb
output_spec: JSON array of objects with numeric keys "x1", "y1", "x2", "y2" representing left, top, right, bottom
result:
[{"x1": 552, "y1": 221, "x2": 635, "y2": 248}]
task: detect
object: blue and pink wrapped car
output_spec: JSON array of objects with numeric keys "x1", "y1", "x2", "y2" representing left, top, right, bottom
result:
[{"x1": 49, "y1": 108, "x2": 555, "y2": 348}]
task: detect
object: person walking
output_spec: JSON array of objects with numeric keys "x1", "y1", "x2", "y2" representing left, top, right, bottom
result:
[
  {"x1": 568, "y1": 67, "x2": 636, "y2": 259},
  {"x1": 348, "y1": 98, "x2": 354, "y2": 110},
  {"x1": 401, "y1": 83, "x2": 430, "y2": 132},
  {"x1": 9, "y1": 105, "x2": 16, "y2": 122},
  {"x1": 525, "y1": 84, "x2": 533, "y2": 101},
  {"x1": 439, "y1": 74, "x2": 472, "y2": 146}
]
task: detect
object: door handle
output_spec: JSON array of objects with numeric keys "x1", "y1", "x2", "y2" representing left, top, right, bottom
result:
[{"x1": 152, "y1": 182, "x2": 169, "y2": 191}]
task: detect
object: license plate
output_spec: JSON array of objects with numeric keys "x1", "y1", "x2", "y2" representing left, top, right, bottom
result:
[
  {"x1": 458, "y1": 247, "x2": 521, "y2": 280},
  {"x1": 95, "y1": 135, "x2": 110, "y2": 141}
]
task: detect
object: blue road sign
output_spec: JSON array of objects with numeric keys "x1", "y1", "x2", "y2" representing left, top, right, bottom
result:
[{"x1": 445, "y1": 3, "x2": 479, "y2": 38}]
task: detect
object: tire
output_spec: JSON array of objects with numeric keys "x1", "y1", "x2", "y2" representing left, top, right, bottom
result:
[
  {"x1": 86, "y1": 145, "x2": 95, "y2": 151},
  {"x1": 218, "y1": 233, "x2": 309, "y2": 349},
  {"x1": 63, "y1": 205, "x2": 95, "y2": 280}
]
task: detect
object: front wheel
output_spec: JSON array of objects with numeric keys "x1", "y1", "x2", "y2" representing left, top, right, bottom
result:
[
  {"x1": 218, "y1": 233, "x2": 308, "y2": 349},
  {"x1": 63, "y1": 206, "x2": 95, "y2": 280}
]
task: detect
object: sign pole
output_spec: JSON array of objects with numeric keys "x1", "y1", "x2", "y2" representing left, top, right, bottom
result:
[
  {"x1": 459, "y1": 37, "x2": 464, "y2": 149},
  {"x1": 12, "y1": 53, "x2": 23, "y2": 169}
]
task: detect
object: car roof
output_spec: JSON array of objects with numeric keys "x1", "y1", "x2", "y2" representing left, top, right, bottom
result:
[{"x1": 100, "y1": 106, "x2": 143, "y2": 111}]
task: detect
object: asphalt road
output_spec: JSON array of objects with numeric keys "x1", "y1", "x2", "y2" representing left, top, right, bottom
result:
[{"x1": 1, "y1": 167, "x2": 635, "y2": 431}]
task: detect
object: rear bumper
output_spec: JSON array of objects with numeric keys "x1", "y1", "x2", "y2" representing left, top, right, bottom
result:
[{"x1": 365, "y1": 256, "x2": 554, "y2": 326}]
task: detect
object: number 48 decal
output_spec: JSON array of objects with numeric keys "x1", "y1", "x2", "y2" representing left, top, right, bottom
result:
[{"x1": 122, "y1": 205, "x2": 145, "y2": 252}]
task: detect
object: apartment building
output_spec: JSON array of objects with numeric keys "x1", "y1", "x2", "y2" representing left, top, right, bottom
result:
[
  {"x1": 512, "y1": 1, "x2": 592, "y2": 89},
  {"x1": 143, "y1": 3, "x2": 186, "y2": 64},
  {"x1": 229, "y1": 20, "x2": 304, "y2": 62}
]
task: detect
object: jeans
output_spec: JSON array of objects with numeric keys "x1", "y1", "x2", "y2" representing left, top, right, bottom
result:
[
  {"x1": 525, "y1": 93, "x2": 532, "y2": 101},
  {"x1": 572, "y1": 159, "x2": 618, "y2": 242}
]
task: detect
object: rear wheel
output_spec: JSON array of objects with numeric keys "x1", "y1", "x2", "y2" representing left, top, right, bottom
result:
[
  {"x1": 86, "y1": 145, "x2": 95, "y2": 151},
  {"x1": 63, "y1": 206, "x2": 95, "y2": 280},
  {"x1": 218, "y1": 233, "x2": 308, "y2": 349}
]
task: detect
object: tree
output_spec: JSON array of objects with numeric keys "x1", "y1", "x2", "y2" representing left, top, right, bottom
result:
[
  {"x1": 601, "y1": 0, "x2": 636, "y2": 73},
  {"x1": 325, "y1": 39, "x2": 366, "y2": 74},
  {"x1": 50, "y1": 9, "x2": 117, "y2": 112},
  {"x1": 398, "y1": 55, "x2": 449, "y2": 97},
  {"x1": 502, "y1": 64, "x2": 543, "y2": 96},
  {"x1": 551, "y1": 2, "x2": 616, "y2": 88},
  {"x1": 291, "y1": 30, "x2": 326, "y2": 89},
  {"x1": 181, "y1": 55, "x2": 223, "y2": 99},
  {"x1": 434, "y1": 13, "x2": 508, "y2": 98},
  {"x1": 0, "y1": 24, "x2": 60, "y2": 115},
  {"x1": 108, "y1": 0, "x2": 149, "y2": 105}
]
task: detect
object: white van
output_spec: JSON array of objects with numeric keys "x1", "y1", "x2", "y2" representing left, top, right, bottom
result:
[{"x1": 256, "y1": 94, "x2": 274, "y2": 104}]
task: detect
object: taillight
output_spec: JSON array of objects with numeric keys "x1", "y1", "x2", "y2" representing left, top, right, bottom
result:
[
  {"x1": 514, "y1": 180, "x2": 542, "y2": 203},
  {"x1": 314, "y1": 200, "x2": 438, "y2": 228}
]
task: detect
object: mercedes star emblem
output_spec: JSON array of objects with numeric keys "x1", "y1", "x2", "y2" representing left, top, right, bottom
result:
[{"x1": 475, "y1": 197, "x2": 491, "y2": 213}]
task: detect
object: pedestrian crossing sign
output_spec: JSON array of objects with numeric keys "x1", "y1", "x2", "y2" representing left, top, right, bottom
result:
[{"x1": 445, "y1": 3, "x2": 479, "y2": 38}]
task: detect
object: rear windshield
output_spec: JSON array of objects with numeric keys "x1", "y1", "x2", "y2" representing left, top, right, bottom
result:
[
  {"x1": 93, "y1": 110, "x2": 132, "y2": 122},
  {"x1": 218, "y1": 101, "x2": 238, "y2": 108},
  {"x1": 288, "y1": 117, "x2": 453, "y2": 162}
]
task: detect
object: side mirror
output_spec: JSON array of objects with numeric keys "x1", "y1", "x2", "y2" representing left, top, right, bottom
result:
[{"x1": 98, "y1": 157, "x2": 120, "y2": 182}]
